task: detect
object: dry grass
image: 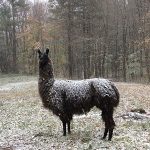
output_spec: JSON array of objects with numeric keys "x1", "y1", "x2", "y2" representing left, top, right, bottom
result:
[{"x1": 0, "y1": 76, "x2": 150, "y2": 150}]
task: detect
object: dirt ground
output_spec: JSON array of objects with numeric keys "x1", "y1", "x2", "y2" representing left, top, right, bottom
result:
[{"x1": 0, "y1": 75, "x2": 150, "y2": 150}]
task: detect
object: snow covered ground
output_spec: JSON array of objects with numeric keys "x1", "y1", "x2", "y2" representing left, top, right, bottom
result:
[
  {"x1": 0, "y1": 76, "x2": 150, "y2": 150},
  {"x1": 0, "y1": 81, "x2": 37, "y2": 91}
]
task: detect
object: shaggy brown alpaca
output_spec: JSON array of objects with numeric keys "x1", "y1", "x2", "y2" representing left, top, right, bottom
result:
[{"x1": 38, "y1": 48, "x2": 119, "y2": 140}]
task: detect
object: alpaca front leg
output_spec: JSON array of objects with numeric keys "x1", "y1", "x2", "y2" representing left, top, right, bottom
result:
[{"x1": 62, "y1": 121, "x2": 66, "y2": 136}]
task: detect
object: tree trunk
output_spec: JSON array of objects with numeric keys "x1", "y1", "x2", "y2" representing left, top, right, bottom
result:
[
  {"x1": 67, "y1": 1, "x2": 73, "y2": 79},
  {"x1": 11, "y1": 0, "x2": 18, "y2": 73}
]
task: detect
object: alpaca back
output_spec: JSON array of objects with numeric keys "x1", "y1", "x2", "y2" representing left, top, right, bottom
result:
[
  {"x1": 52, "y1": 78, "x2": 119, "y2": 114},
  {"x1": 53, "y1": 80, "x2": 93, "y2": 114},
  {"x1": 53, "y1": 78, "x2": 118, "y2": 101}
]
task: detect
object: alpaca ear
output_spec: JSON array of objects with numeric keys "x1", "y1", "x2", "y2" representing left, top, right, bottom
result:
[
  {"x1": 46, "y1": 48, "x2": 49, "y2": 55},
  {"x1": 37, "y1": 49, "x2": 42, "y2": 58}
]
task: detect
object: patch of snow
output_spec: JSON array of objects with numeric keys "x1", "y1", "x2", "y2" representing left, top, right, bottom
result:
[
  {"x1": 74, "y1": 112, "x2": 100, "y2": 119},
  {"x1": 0, "y1": 81, "x2": 37, "y2": 91}
]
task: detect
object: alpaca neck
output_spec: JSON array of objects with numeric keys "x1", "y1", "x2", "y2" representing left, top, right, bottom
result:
[
  {"x1": 39, "y1": 70, "x2": 54, "y2": 80},
  {"x1": 39, "y1": 64, "x2": 55, "y2": 86},
  {"x1": 38, "y1": 68, "x2": 54, "y2": 109}
]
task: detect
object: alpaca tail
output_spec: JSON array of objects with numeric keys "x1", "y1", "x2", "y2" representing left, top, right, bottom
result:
[{"x1": 111, "y1": 83, "x2": 120, "y2": 107}]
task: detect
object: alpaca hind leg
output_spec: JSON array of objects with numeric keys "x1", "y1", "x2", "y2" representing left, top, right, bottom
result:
[
  {"x1": 102, "y1": 128, "x2": 109, "y2": 139},
  {"x1": 101, "y1": 109, "x2": 109, "y2": 139},
  {"x1": 108, "y1": 117, "x2": 115, "y2": 140},
  {"x1": 67, "y1": 121, "x2": 71, "y2": 134},
  {"x1": 101, "y1": 108, "x2": 115, "y2": 140},
  {"x1": 62, "y1": 121, "x2": 66, "y2": 136},
  {"x1": 108, "y1": 128, "x2": 113, "y2": 141}
]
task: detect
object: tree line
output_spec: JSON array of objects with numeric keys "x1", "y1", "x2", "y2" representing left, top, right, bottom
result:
[{"x1": 0, "y1": 0, "x2": 150, "y2": 82}]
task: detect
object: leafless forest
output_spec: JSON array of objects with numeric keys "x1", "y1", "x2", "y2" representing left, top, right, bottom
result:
[{"x1": 0, "y1": 0, "x2": 150, "y2": 82}]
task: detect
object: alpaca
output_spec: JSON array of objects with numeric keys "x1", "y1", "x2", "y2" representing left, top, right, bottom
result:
[{"x1": 38, "y1": 48, "x2": 119, "y2": 140}]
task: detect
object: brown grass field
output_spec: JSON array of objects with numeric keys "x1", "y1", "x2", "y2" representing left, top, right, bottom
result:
[{"x1": 0, "y1": 75, "x2": 150, "y2": 150}]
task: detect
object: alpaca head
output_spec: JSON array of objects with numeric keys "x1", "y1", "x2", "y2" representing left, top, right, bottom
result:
[{"x1": 37, "y1": 48, "x2": 54, "y2": 79}]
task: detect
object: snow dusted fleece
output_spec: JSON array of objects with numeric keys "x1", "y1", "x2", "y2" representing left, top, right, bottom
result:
[{"x1": 38, "y1": 48, "x2": 120, "y2": 141}]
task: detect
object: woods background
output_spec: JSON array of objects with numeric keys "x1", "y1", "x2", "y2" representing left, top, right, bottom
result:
[{"x1": 0, "y1": 0, "x2": 150, "y2": 82}]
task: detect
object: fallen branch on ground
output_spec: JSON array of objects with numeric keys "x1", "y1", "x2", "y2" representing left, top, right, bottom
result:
[{"x1": 115, "y1": 112, "x2": 150, "y2": 120}]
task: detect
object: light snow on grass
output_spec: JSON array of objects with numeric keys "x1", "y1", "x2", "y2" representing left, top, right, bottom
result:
[{"x1": 0, "y1": 76, "x2": 150, "y2": 150}]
